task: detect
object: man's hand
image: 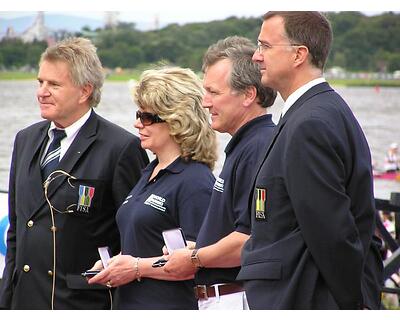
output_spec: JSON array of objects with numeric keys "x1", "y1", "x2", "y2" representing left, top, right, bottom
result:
[
  {"x1": 163, "y1": 248, "x2": 197, "y2": 280},
  {"x1": 162, "y1": 240, "x2": 196, "y2": 255}
]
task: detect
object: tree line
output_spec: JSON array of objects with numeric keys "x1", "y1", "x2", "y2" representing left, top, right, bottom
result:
[{"x1": 0, "y1": 11, "x2": 399, "y2": 73}]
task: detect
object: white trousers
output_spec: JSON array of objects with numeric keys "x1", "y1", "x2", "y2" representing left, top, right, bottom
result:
[{"x1": 198, "y1": 290, "x2": 249, "y2": 310}]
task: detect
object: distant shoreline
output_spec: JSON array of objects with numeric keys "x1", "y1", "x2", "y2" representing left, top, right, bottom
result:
[{"x1": 1, "y1": 71, "x2": 400, "y2": 87}]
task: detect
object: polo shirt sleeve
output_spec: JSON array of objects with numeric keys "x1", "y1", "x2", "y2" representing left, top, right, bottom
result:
[
  {"x1": 233, "y1": 149, "x2": 260, "y2": 235},
  {"x1": 176, "y1": 169, "x2": 214, "y2": 242}
]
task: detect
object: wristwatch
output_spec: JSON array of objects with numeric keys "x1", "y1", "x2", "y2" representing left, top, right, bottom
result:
[{"x1": 190, "y1": 249, "x2": 203, "y2": 268}]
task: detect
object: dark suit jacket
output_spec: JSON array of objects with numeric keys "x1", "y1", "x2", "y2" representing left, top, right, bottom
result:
[
  {"x1": 0, "y1": 110, "x2": 149, "y2": 309},
  {"x1": 238, "y1": 83, "x2": 383, "y2": 309}
]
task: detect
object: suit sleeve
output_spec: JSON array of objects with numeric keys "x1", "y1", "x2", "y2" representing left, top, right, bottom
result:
[
  {"x1": 112, "y1": 137, "x2": 149, "y2": 207},
  {"x1": 285, "y1": 116, "x2": 364, "y2": 309},
  {"x1": 0, "y1": 136, "x2": 18, "y2": 309}
]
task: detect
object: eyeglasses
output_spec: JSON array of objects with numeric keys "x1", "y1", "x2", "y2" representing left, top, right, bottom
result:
[
  {"x1": 136, "y1": 110, "x2": 166, "y2": 126},
  {"x1": 256, "y1": 41, "x2": 302, "y2": 53}
]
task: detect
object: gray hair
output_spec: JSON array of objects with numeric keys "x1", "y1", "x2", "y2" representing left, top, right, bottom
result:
[
  {"x1": 40, "y1": 37, "x2": 104, "y2": 108},
  {"x1": 202, "y1": 36, "x2": 276, "y2": 108}
]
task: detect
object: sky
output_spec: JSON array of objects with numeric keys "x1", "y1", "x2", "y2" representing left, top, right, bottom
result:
[{"x1": 1, "y1": 0, "x2": 399, "y2": 25}]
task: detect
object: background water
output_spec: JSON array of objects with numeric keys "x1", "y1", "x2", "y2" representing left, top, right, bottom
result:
[{"x1": 0, "y1": 80, "x2": 399, "y2": 199}]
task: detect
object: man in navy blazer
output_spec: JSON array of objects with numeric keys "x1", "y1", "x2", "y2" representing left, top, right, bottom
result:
[
  {"x1": 0, "y1": 37, "x2": 149, "y2": 309},
  {"x1": 238, "y1": 12, "x2": 383, "y2": 309}
]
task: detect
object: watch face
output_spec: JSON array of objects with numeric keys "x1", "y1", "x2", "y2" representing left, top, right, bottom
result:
[{"x1": 191, "y1": 249, "x2": 201, "y2": 268}]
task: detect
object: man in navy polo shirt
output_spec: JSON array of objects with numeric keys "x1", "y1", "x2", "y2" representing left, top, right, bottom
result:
[{"x1": 164, "y1": 36, "x2": 277, "y2": 309}]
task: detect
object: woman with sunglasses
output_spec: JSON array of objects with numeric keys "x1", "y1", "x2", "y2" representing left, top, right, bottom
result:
[{"x1": 88, "y1": 66, "x2": 217, "y2": 309}]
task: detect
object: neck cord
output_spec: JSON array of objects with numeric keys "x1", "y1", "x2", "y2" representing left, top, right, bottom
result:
[{"x1": 43, "y1": 170, "x2": 76, "y2": 310}]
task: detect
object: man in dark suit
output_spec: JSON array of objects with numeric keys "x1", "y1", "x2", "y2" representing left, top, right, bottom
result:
[
  {"x1": 238, "y1": 12, "x2": 383, "y2": 309},
  {"x1": 0, "y1": 37, "x2": 149, "y2": 309}
]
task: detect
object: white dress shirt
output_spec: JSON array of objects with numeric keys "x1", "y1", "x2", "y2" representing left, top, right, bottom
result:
[
  {"x1": 42, "y1": 108, "x2": 92, "y2": 163},
  {"x1": 280, "y1": 78, "x2": 326, "y2": 118}
]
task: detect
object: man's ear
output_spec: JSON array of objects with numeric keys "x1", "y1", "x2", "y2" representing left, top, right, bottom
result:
[
  {"x1": 293, "y1": 45, "x2": 309, "y2": 67},
  {"x1": 79, "y1": 83, "x2": 94, "y2": 104},
  {"x1": 243, "y1": 86, "x2": 257, "y2": 107}
]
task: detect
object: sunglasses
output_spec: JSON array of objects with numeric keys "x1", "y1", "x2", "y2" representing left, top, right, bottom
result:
[{"x1": 136, "y1": 110, "x2": 166, "y2": 126}]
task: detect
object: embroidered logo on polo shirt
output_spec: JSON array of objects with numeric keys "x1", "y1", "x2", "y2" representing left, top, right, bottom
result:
[
  {"x1": 255, "y1": 187, "x2": 267, "y2": 220},
  {"x1": 144, "y1": 194, "x2": 166, "y2": 212},
  {"x1": 213, "y1": 177, "x2": 224, "y2": 193}
]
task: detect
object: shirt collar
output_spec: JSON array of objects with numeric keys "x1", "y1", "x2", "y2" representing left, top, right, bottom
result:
[
  {"x1": 225, "y1": 114, "x2": 272, "y2": 155},
  {"x1": 48, "y1": 108, "x2": 92, "y2": 138},
  {"x1": 144, "y1": 156, "x2": 189, "y2": 177},
  {"x1": 281, "y1": 78, "x2": 326, "y2": 117}
]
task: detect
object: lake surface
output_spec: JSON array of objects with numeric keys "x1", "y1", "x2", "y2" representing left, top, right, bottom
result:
[{"x1": 0, "y1": 80, "x2": 399, "y2": 199}]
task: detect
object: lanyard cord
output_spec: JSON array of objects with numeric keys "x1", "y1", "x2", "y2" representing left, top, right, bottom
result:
[
  {"x1": 43, "y1": 170, "x2": 77, "y2": 310},
  {"x1": 42, "y1": 170, "x2": 113, "y2": 310},
  {"x1": 109, "y1": 290, "x2": 113, "y2": 310}
]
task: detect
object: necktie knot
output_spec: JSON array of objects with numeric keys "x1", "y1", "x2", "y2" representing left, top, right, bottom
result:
[{"x1": 52, "y1": 128, "x2": 66, "y2": 143}]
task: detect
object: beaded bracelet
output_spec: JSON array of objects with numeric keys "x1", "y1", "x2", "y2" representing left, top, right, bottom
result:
[{"x1": 135, "y1": 257, "x2": 141, "y2": 282}]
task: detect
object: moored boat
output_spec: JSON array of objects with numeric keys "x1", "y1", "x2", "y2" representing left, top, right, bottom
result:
[{"x1": 373, "y1": 171, "x2": 400, "y2": 181}]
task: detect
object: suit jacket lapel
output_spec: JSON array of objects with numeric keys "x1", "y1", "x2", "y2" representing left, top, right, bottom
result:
[
  {"x1": 279, "y1": 82, "x2": 333, "y2": 126},
  {"x1": 263, "y1": 82, "x2": 333, "y2": 165},
  {"x1": 30, "y1": 111, "x2": 99, "y2": 218},
  {"x1": 46, "y1": 111, "x2": 98, "y2": 198},
  {"x1": 59, "y1": 111, "x2": 98, "y2": 175},
  {"x1": 28, "y1": 122, "x2": 50, "y2": 210},
  {"x1": 250, "y1": 82, "x2": 334, "y2": 194}
]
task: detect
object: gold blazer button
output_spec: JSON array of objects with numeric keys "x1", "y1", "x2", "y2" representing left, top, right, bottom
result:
[
  {"x1": 23, "y1": 265, "x2": 30, "y2": 272},
  {"x1": 27, "y1": 220, "x2": 34, "y2": 228}
]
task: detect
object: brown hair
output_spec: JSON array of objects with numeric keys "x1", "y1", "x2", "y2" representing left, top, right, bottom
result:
[{"x1": 263, "y1": 11, "x2": 332, "y2": 69}]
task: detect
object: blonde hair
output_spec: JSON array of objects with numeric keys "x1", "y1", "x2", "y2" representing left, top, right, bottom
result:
[
  {"x1": 133, "y1": 66, "x2": 217, "y2": 170},
  {"x1": 40, "y1": 37, "x2": 104, "y2": 108}
]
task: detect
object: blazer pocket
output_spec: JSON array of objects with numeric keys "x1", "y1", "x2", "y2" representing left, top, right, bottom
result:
[
  {"x1": 63, "y1": 179, "x2": 106, "y2": 217},
  {"x1": 238, "y1": 260, "x2": 282, "y2": 281},
  {"x1": 66, "y1": 274, "x2": 107, "y2": 290}
]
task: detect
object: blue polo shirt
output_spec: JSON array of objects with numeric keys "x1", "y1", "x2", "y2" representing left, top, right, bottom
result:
[
  {"x1": 115, "y1": 157, "x2": 215, "y2": 309},
  {"x1": 195, "y1": 114, "x2": 276, "y2": 285}
]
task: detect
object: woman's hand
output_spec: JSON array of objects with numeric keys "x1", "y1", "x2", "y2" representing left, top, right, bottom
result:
[
  {"x1": 88, "y1": 259, "x2": 104, "y2": 272},
  {"x1": 88, "y1": 254, "x2": 137, "y2": 287}
]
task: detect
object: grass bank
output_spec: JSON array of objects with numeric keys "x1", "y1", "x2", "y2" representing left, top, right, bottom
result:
[
  {"x1": 0, "y1": 71, "x2": 37, "y2": 80},
  {"x1": 0, "y1": 71, "x2": 141, "y2": 81},
  {"x1": 1, "y1": 71, "x2": 400, "y2": 87},
  {"x1": 329, "y1": 78, "x2": 400, "y2": 87}
]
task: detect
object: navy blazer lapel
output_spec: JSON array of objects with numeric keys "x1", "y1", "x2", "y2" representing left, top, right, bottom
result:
[
  {"x1": 250, "y1": 82, "x2": 334, "y2": 193},
  {"x1": 279, "y1": 82, "x2": 333, "y2": 127},
  {"x1": 264, "y1": 82, "x2": 333, "y2": 162},
  {"x1": 28, "y1": 121, "x2": 50, "y2": 171},
  {"x1": 28, "y1": 122, "x2": 50, "y2": 207},
  {"x1": 30, "y1": 111, "x2": 98, "y2": 218},
  {"x1": 58, "y1": 110, "x2": 98, "y2": 175},
  {"x1": 45, "y1": 110, "x2": 98, "y2": 198}
]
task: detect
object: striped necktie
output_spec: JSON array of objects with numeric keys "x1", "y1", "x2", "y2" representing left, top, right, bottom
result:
[{"x1": 41, "y1": 128, "x2": 66, "y2": 181}]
